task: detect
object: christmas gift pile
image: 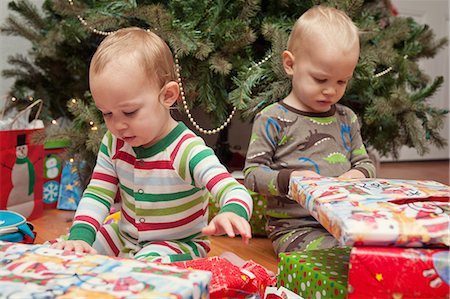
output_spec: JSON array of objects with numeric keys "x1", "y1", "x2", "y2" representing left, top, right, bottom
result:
[
  {"x1": 278, "y1": 177, "x2": 450, "y2": 298},
  {"x1": 0, "y1": 240, "x2": 211, "y2": 298},
  {"x1": 278, "y1": 246, "x2": 449, "y2": 299}
]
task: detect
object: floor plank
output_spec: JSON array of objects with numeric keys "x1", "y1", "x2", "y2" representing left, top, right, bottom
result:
[{"x1": 378, "y1": 160, "x2": 449, "y2": 185}]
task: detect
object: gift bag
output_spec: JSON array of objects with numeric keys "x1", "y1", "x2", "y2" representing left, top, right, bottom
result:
[
  {"x1": 43, "y1": 139, "x2": 70, "y2": 209},
  {"x1": 0, "y1": 100, "x2": 44, "y2": 220}
]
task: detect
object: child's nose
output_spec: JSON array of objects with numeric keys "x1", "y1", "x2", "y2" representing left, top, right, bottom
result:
[
  {"x1": 322, "y1": 86, "x2": 336, "y2": 96},
  {"x1": 115, "y1": 120, "x2": 128, "y2": 131}
]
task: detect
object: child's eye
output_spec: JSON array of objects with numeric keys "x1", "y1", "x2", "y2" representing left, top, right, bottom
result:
[
  {"x1": 124, "y1": 110, "x2": 137, "y2": 116},
  {"x1": 338, "y1": 80, "x2": 347, "y2": 85},
  {"x1": 314, "y1": 78, "x2": 327, "y2": 83},
  {"x1": 102, "y1": 112, "x2": 112, "y2": 117}
]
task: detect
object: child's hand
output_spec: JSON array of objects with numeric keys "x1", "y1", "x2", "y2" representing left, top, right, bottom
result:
[
  {"x1": 50, "y1": 240, "x2": 97, "y2": 255},
  {"x1": 291, "y1": 170, "x2": 321, "y2": 178},
  {"x1": 202, "y1": 212, "x2": 252, "y2": 244},
  {"x1": 338, "y1": 169, "x2": 366, "y2": 179}
]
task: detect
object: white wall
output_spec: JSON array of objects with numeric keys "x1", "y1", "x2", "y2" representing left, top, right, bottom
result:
[
  {"x1": 0, "y1": 0, "x2": 45, "y2": 108},
  {"x1": 386, "y1": 0, "x2": 449, "y2": 161}
]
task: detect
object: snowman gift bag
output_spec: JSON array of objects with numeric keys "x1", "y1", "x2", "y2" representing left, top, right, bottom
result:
[{"x1": 0, "y1": 100, "x2": 44, "y2": 220}]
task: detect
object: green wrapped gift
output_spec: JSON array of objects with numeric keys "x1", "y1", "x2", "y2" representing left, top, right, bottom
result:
[
  {"x1": 278, "y1": 247, "x2": 351, "y2": 299},
  {"x1": 208, "y1": 190, "x2": 267, "y2": 236}
]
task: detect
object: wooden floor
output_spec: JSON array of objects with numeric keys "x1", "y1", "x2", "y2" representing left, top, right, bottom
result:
[{"x1": 32, "y1": 160, "x2": 449, "y2": 274}]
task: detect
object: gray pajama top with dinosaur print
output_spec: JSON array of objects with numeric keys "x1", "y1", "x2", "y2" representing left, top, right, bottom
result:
[{"x1": 244, "y1": 101, "x2": 376, "y2": 219}]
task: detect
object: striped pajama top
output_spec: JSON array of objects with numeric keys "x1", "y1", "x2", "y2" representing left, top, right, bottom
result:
[{"x1": 69, "y1": 122, "x2": 253, "y2": 246}]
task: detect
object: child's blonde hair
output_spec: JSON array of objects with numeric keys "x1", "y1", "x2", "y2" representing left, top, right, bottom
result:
[
  {"x1": 90, "y1": 27, "x2": 177, "y2": 88},
  {"x1": 287, "y1": 6, "x2": 359, "y2": 54}
]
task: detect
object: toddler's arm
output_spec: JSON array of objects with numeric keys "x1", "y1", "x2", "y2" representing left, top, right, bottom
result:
[
  {"x1": 338, "y1": 168, "x2": 366, "y2": 179},
  {"x1": 346, "y1": 109, "x2": 376, "y2": 178},
  {"x1": 244, "y1": 111, "x2": 309, "y2": 197},
  {"x1": 66, "y1": 132, "x2": 118, "y2": 246},
  {"x1": 178, "y1": 134, "x2": 253, "y2": 242}
]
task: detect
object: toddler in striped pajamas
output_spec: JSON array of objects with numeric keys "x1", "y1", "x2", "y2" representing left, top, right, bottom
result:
[{"x1": 51, "y1": 27, "x2": 253, "y2": 262}]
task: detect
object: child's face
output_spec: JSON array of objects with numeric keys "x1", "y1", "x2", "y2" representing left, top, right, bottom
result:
[
  {"x1": 284, "y1": 38, "x2": 359, "y2": 113},
  {"x1": 90, "y1": 58, "x2": 174, "y2": 148}
]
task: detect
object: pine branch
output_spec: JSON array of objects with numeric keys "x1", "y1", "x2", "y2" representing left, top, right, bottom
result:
[
  {"x1": 229, "y1": 65, "x2": 268, "y2": 108},
  {"x1": 9, "y1": 0, "x2": 46, "y2": 29},
  {"x1": 238, "y1": 0, "x2": 261, "y2": 20},
  {"x1": 410, "y1": 76, "x2": 444, "y2": 103},
  {"x1": 209, "y1": 54, "x2": 232, "y2": 75},
  {"x1": 130, "y1": 4, "x2": 172, "y2": 33},
  {"x1": 342, "y1": 0, "x2": 364, "y2": 18},
  {"x1": 414, "y1": 23, "x2": 448, "y2": 59},
  {"x1": 3, "y1": 54, "x2": 38, "y2": 76},
  {"x1": 0, "y1": 15, "x2": 41, "y2": 42},
  {"x1": 220, "y1": 25, "x2": 256, "y2": 54},
  {"x1": 0, "y1": 0, "x2": 45, "y2": 43}
]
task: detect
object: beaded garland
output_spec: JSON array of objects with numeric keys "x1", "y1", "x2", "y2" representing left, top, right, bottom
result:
[{"x1": 67, "y1": 0, "x2": 274, "y2": 135}]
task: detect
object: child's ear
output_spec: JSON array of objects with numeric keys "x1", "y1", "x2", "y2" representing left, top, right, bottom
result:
[
  {"x1": 282, "y1": 50, "x2": 295, "y2": 75},
  {"x1": 160, "y1": 81, "x2": 180, "y2": 108}
]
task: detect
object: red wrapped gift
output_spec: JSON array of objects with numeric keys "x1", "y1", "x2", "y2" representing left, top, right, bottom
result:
[
  {"x1": 172, "y1": 256, "x2": 276, "y2": 298},
  {"x1": 348, "y1": 247, "x2": 449, "y2": 298}
]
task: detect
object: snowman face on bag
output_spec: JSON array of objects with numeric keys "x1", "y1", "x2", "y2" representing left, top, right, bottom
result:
[
  {"x1": 16, "y1": 144, "x2": 28, "y2": 158},
  {"x1": 45, "y1": 156, "x2": 60, "y2": 179}
]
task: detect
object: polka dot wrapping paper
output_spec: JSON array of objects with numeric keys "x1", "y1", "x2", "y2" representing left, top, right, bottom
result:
[{"x1": 277, "y1": 247, "x2": 351, "y2": 299}]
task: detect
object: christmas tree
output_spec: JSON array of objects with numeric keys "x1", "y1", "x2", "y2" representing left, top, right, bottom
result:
[{"x1": 1, "y1": 0, "x2": 448, "y2": 179}]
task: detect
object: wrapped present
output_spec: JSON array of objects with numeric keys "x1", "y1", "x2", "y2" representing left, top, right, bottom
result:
[
  {"x1": 172, "y1": 256, "x2": 276, "y2": 298},
  {"x1": 289, "y1": 177, "x2": 450, "y2": 247},
  {"x1": 348, "y1": 247, "x2": 449, "y2": 298},
  {"x1": 0, "y1": 240, "x2": 211, "y2": 298},
  {"x1": 278, "y1": 247, "x2": 351, "y2": 299},
  {"x1": 278, "y1": 246, "x2": 450, "y2": 299}
]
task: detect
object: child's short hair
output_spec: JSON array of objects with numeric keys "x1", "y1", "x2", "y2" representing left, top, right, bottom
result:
[
  {"x1": 287, "y1": 6, "x2": 359, "y2": 54},
  {"x1": 90, "y1": 27, "x2": 177, "y2": 87}
]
